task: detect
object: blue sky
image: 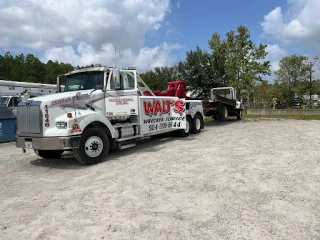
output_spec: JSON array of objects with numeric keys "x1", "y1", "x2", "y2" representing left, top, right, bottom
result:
[
  {"x1": 147, "y1": 0, "x2": 286, "y2": 58},
  {"x1": 1, "y1": 0, "x2": 320, "y2": 80}
]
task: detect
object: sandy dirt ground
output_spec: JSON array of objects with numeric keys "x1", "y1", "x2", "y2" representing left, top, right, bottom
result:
[{"x1": 0, "y1": 119, "x2": 319, "y2": 240}]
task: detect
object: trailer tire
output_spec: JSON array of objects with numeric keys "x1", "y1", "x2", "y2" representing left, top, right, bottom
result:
[
  {"x1": 220, "y1": 106, "x2": 228, "y2": 122},
  {"x1": 176, "y1": 116, "x2": 191, "y2": 137},
  {"x1": 73, "y1": 128, "x2": 109, "y2": 165},
  {"x1": 237, "y1": 110, "x2": 243, "y2": 120},
  {"x1": 212, "y1": 114, "x2": 218, "y2": 121},
  {"x1": 191, "y1": 114, "x2": 202, "y2": 134},
  {"x1": 34, "y1": 150, "x2": 64, "y2": 159},
  {"x1": 214, "y1": 114, "x2": 222, "y2": 122}
]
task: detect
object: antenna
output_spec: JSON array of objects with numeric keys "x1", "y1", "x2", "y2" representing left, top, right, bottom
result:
[{"x1": 114, "y1": 45, "x2": 117, "y2": 68}]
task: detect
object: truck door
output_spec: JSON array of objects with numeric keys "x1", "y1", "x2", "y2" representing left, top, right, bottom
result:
[
  {"x1": 7, "y1": 97, "x2": 14, "y2": 114},
  {"x1": 8, "y1": 97, "x2": 19, "y2": 115},
  {"x1": 105, "y1": 70, "x2": 139, "y2": 118}
]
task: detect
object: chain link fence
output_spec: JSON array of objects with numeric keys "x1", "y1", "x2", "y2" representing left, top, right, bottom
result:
[{"x1": 244, "y1": 99, "x2": 320, "y2": 110}]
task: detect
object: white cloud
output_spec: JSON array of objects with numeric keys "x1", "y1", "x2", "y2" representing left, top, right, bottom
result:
[
  {"x1": 176, "y1": 1, "x2": 182, "y2": 9},
  {"x1": 265, "y1": 44, "x2": 288, "y2": 72},
  {"x1": 261, "y1": 0, "x2": 320, "y2": 46},
  {"x1": 42, "y1": 42, "x2": 180, "y2": 72},
  {"x1": 0, "y1": 0, "x2": 179, "y2": 71}
]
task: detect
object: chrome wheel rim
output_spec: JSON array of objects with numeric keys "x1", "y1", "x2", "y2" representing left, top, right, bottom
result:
[
  {"x1": 196, "y1": 118, "x2": 201, "y2": 130},
  {"x1": 85, "y1": 136, "x2": 103, "y2": 158},
  {"x1": 185, "y1": 120, "x2": 190, "y2": 133}
]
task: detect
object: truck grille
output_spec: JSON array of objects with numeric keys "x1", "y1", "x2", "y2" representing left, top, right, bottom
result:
[{"x1": 17, "y1": 103, "x2": 42, "y2": 135}]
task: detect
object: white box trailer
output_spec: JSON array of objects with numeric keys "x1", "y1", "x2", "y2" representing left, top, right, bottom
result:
[
  {"x1": 16, "y1": 66, "x2": 204, "y2": 165},
  {"x1": 0, "y1": 80, "x2": 63, "y2": 115},
  {"x1": 0, "y1": 80, "x2": 60, "y2": 97}
]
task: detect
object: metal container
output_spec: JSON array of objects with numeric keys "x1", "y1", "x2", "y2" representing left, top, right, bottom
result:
[{"x1": 0, "y1": 105, "x2": 17, "y2": 143}]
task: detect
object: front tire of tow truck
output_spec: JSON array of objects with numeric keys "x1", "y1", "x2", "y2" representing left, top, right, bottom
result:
[
  {"x1": 73, "y1": 128, "x2": 109, "y2": 165},
  {"x1": 34, "y1": 150, "x2": 64, "y2": 159},
  {"x1": 191, "y1": 114, "x2": 202, "y2": 134},
  {"x1": 176, "y1": 116, "x2": 191, "y2": 137}
]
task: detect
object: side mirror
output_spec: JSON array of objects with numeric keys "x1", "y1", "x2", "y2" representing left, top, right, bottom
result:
[{"x1": 57, "y1": 76, "x2": 61, "y2": 93}]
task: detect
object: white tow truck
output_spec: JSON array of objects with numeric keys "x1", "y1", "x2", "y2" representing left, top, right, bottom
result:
[{"x1": 16, "y1": 65, "x2": 204, "y2": 165}]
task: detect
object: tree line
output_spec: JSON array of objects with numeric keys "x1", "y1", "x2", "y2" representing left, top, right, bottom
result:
[
  {"x1": 1, "y1": 25, "x2": 319, "y2": 109},
  {"x1": 0, "y1": 52, "x2": 73, "y2": 84}
]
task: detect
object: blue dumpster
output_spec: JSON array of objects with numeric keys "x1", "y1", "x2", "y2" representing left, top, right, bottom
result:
[{"x1": 0, "y1": 105, "x2": 17, "y2": 143}]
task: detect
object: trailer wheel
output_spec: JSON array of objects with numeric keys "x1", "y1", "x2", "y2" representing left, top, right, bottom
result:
[
  {"x1": 214, "y1": 114, "x2": 222, "y2": 122},
  {"x1": 220, "y1": 106, "x2": 228, "y2": 122},
  {"x1": 34, "y1": 150, "x2": 64, "y2": 159},
  {"x1": 212, "y1": 114, "x2": 218, "y2": 121},
  {"x1": 73, "y1": 128, "x2": 109, "y2": 165},
  {"x1": 237, "y1": 110, "x2": 243, "y2": 120},
  {"x1": 191, "y1": 114, "x2": 202, "y2": 134},
  {"x1": 176, "y1": 117, "x2": 191, "y2": 137}
]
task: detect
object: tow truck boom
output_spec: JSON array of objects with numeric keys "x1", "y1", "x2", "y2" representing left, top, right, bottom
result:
[{"x1": 143, "y1": 80, "x2": 187, "y2": 98}]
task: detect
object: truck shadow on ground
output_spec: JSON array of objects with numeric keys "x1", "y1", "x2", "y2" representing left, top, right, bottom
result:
[
  {"x1": 204, "y1": 118, "x2": 240, "y2": 127},
  {"x1": 29, "y1": 133, "x2": 199, "y2": 169}
]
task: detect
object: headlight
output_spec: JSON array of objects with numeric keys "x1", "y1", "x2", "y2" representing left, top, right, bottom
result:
[{"x1": 56, "y1": 122, "x2": 67, "y2": 128}]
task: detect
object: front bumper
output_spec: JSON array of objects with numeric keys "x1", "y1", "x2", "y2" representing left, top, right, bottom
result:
[{"x1": 16, "y1": 136, "x2": 81, "y2": 150}]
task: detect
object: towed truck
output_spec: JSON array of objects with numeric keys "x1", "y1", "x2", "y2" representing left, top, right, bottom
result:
[
  {"x1": 0, "y1": 96, "x2": 20, "y2": 116},
  {"x1": 16, "y1": 65, "x2": 204, "y2": 165},
  {"x1": 202, "y1": 87, "x2": 243, "y2": 121}
]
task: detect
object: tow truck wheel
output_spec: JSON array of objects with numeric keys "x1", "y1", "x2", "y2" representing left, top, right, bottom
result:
[
  {"x1": 34, "y1": 150, "x2": 64, "y2": 159},
  {"x1": 73, "y1": 128, "x2": 109, "y2": 165},
  {"x1": 176, "y1": 117, "x2": 191, "y2": 137},
  {"x1": 191, "y1": 114, "x2": 202, "y2": 134}
]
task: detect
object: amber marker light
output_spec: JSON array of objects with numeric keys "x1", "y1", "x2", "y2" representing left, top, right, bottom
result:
[{"x1": 67, "y1": 113, "x2": 73, "y2": 118}]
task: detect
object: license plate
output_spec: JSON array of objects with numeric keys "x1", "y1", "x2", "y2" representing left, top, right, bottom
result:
[{"x1": 25, "y1": 141, "x2": 33, "y2": 149}]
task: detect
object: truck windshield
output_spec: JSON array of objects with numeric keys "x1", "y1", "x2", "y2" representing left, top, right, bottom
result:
[
  {"x1": 64, "y1": 71, "x2": 104, "y2": 92},
  {"x1": 0, "y1": 97, "x2": 9, "y2": 105}
]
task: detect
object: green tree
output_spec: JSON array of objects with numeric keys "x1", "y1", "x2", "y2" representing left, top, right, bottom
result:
[
  {"x1": 11, "y1": 54, "x2": 25, "y2": 81},
  {"x1": 0, "y1": 52, "x2": 14, "y2": 79},
  {"x1": 0, "y1": 51, "x2": 74, "y2": 84},
  {"x1": 140, "y1": 66, "x2": 179, "y2": 91},
  {"x1": 208, "y1": 25, "x2": 271, "y2": 98},
  {"x1": 24, "y1": 54, "x2": 46, "y2": 82},
  {"x1": 0, "y1": 54, "x2": 4, "y2": 79},
  {"x1": 274, "y1": 55, "x2": 309, "y2": 106},
  {"x1": 177, "y1": 46, "x2": 219, "y2": 98},
  {"x1": 312, "y1": 80, "x2": 320, "y2": 95},
  {"x1": 252, "y1": 80, "x2": 274, "y2": 108},
  {"x1": 44, "y1": 60, "x2": 73, "y2": 84}
]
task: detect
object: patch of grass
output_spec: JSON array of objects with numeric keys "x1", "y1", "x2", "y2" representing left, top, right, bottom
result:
[
  {"x1": 204, "y1": 117, "x2": 213, "y2": 122},
  {"x1": 243, "y1": 114, "x2": 320, "y2": 120}
]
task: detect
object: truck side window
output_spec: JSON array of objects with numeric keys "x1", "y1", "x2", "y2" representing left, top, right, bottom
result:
[
  {"x1": 110, "y1": 71, "x2": 134, "y2": 90},
  {"x1": 109, "y1": 73, "x2": 121, "y2": 90},
  {"x1": 121, "y1": 72, "x2": 135, "y2": 90},
  {"x1": 8, "y1": 98, "x2": 13, "y2": 108}
]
